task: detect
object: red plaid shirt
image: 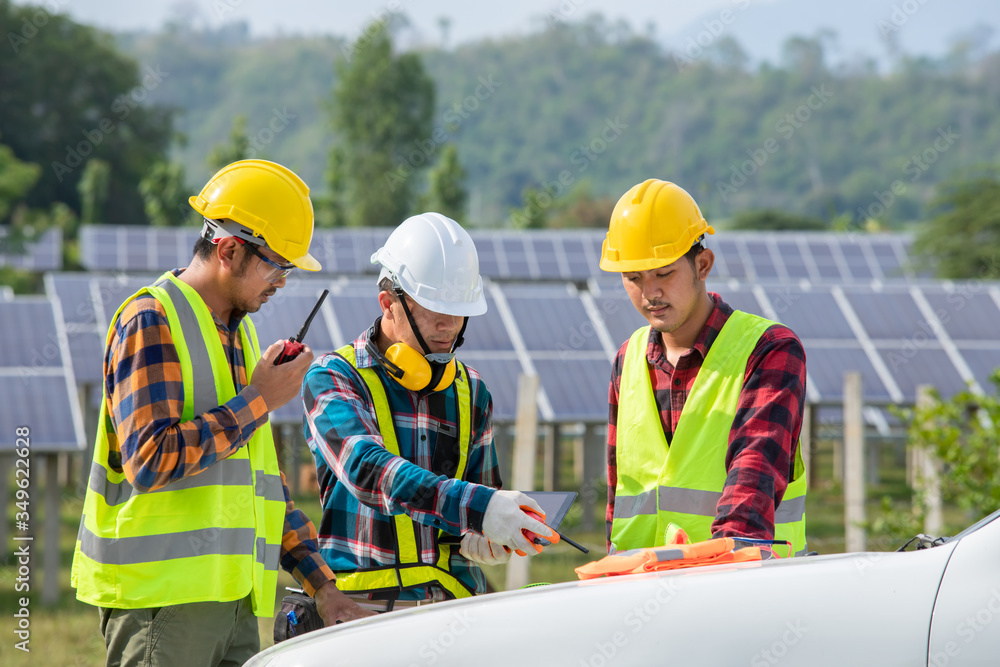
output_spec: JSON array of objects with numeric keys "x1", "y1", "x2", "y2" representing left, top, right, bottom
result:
[{"x1": 607, "y1": 293, "x2": 806, "y2": 551}]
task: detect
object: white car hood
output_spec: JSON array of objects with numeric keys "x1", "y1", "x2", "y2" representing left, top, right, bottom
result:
[{"x1": 251, "y1": 544, "x2": 956, "y2": 667}]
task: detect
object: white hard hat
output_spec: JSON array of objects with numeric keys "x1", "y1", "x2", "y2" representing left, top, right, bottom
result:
[{"x1": 372, "y1": 212, "x2": 487, "y2": 317}]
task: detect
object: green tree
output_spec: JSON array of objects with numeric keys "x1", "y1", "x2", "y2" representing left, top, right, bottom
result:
[
  {"x1": 139, "y1": 161, "x2": 194, "y2": 227},
  {"x1": 0, "y1": 139, "x2": 41, "y2": 222},
  {"x1": 328, "y1": 19, "x2": 435, "y2": 227},
  {"x1": 420, "y1": 144, "x2": 467, "y2": 222},
  {"x1": 206, "y1": 116, "x2": 250, "y2": 173},
  {"x1": 78, "y1": 159, "x2": 110, "y2": 225},
  {"x1": 912, "y1": 167, "x2": 1000, "y2": 279},
  {"x1": 0, "y1": 1, "x2": 173, "y2": 227},
  {"x1": 509, "y1": 187, "x2": 550, "y2": 230},
  {"x1": 729, "y1": 209, "x2": 828, "y2": 231},
  {"x1": 901, "y1": 371, "x2": 1000, "y2": 529}
]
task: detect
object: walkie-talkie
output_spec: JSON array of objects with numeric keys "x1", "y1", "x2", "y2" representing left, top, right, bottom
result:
[{"x1": 274, "y1": 289, "x2": 329, "y2": 365}]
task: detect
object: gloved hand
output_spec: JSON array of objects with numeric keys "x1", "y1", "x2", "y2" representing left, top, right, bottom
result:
[
  {"x1": 481, "y1": 490, "x2": 555, "y2": 555},
  {"x1": 459, "y1": 532, "x2": 512, "y2": 566}
]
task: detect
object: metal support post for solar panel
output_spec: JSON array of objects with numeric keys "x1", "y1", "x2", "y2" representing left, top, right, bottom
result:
[
  {"x1": 494, "y1": 424, "x2": 514, "y2": 488},
  {"x1": 284, "y1": 424, "x2": 301, "y2": 497},
  {"x1": 43, "y1": 453, "x2": 60, "y2": 605},
  {"x1": 800, "y1": 403, "x2": 813, "y2": 487},
  {"x1": 79, "y1": 383, "x2": 98, "y2": 497},
  {"x1": 580, "y1": 423, "x2": 604, "y2": 533},
  {"x1": 867, "y1": 431, "x2": 880, "y2": 486},
  {"x1": 916, "y1": 385, "x2": 943, "y2": 536},
  {"x1": 506, "y1": 374, "x2": 539, "y2": 592},
  {"x1": 831, "y1": 423, "x2": 843, "y2": 484},
  {"x1": 844, "y1": 371, "x2": 866, "y2": 552},
  {"x1": 543, "y1": 424, "x2": 561, "y2": 492},
  {"x1": 0, "y1": 456, "x2": 8, "y2": 555}
]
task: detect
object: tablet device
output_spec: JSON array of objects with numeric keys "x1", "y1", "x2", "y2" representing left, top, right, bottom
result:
[{"x1": 439, "y1": 491, "x2": 577, "y2": 545}]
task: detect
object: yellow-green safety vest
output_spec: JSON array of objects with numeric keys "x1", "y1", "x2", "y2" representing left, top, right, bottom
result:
[
  {"x1": 71, "y1": 272, "x2": 285, "y2": 617},
  {"x1": 610, "y1": 311, "x2": 807, "y2": 556},
  {"x1": 331, "y1": 344, "x2": 476, "y2": 600}
]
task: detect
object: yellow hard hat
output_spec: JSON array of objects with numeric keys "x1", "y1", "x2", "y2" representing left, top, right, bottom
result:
[
  {"x1": 600, "y1": 179, "x2": 714, "y2": 273},
  {"x1": 189, "y1": 159, "x2": 321, "y2": 271}
]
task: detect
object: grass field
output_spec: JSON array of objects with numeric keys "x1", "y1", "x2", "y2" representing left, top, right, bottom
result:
[{"x1": 0, "y1": 433, "x2": 967, "y2": 666}]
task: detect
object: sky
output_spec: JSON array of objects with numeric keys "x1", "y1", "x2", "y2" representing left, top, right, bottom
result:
[{"x1": 23, "y1": 0, "x2": 1000, "y2": 64}]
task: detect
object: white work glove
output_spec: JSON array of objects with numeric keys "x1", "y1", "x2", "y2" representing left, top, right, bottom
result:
[
  {"x1": 481, "y1": 490, "x2": 554, "y2": 555},
  {"x1": 459, "y1": 532, "x2": 512, "y2": 566}
]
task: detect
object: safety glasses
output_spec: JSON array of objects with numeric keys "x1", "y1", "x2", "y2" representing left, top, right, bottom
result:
[{"x1": 242, "y1": 242, "x2": 295, "y2": 283}]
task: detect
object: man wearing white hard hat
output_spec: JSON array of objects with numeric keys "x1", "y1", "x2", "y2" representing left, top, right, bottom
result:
[{"x1": 302, "y1": 213, "x2": 553, "y2": 611}]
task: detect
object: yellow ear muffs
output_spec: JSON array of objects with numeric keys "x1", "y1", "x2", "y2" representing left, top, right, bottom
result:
[{"x1": 382, "y1": 343, "x2": 456, "y2": 392}]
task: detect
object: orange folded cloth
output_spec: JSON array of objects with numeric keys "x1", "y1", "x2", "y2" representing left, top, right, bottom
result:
[{"x1": 575, "y1": 538, "x2": 761, "y2": 580}]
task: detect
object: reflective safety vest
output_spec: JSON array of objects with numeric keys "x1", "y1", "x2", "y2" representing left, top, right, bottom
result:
[
  {"x1": 71, "y1": 272, "x2": 285, "y2": 617},
  {"x1": 610, "y1": 311, "x2": 807, "y2": 555},
  {"x1": 331, "y1": 344, "x2": 476, "y2": 601}
]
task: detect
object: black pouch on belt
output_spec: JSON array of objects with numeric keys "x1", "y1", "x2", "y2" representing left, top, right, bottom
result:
[{"x1": 273, "y1": 589, "x2": 324, "y2": 644}]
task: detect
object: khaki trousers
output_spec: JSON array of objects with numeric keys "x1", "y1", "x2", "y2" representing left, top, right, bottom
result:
[{"x1": 99, "y1": 596, "x2": 259, "y2": 667}]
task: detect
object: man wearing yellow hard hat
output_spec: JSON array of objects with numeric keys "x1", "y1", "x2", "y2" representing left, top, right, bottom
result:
[
  {"x1": 601, "y1": 179, "x2": 808, "y2": 557},
  {"x1": 72, "y1": 160, "x2": 372, "y2": 667}
]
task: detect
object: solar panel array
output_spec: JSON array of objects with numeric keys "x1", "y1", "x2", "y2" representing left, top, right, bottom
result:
[
  {"x1": 0, "y1": 297, "x2": 86, "y2": 452},
  {"x1": 0, "y1": 228, "x2": 62, "y2": 271},
  {"x1": 39, "y1": 269, "x2": 1000, "y2": 427},
  {"x1": 80, "y1": 225, "x2": 926, "y2": 283}
]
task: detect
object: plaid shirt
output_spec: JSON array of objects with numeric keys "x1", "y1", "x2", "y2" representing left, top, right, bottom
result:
[
  {"x1": 607, "y1": 293, "x2": 806, "y2": 551},
  {"x1": 302, "y1": 326, "x2": 500, "y2": 601},
  {"x1": 103, "y1": 270, "x2": 334, "y2": 596}
]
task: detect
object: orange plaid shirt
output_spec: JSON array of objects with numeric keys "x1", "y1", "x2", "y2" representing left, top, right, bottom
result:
[{"x1": 102, "y1": 275, "x2": 334, "y2": 595}]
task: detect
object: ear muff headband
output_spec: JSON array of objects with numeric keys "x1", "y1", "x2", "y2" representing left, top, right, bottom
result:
[{"x1": 366, "y1": 319, "x2": 457, "y2": 392}]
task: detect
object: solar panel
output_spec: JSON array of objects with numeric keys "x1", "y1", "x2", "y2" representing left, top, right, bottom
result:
[
  {"x1": 0, "y1": 300, "x2": 63, "y2": 367},
  {"x1": 502, "y1": 286, "x2": 603, "y2": 352},
  {"x1": 501, "y1": 237, "x2": 531, "y2": 279},
  {"x1": 67, "y1": 331, "x2": 104, "y2": 384},
  {"x1": 806, "y1": 346, "x2": 891, "y2": 402},
  {"x1": 876, "y1": 347, "x2": 966, "y2": 400},
  {"x1": 958, "y1": 349, "x2": 1000, "y2": 395},
  {"x1": 765, "y1": 287, "x2": 855, "y2": 340},
  {"x1": 533, "y1": 357, "x2": 611, "y2": 422},
  {"x1": 776, "y1": 240, "x2": 810, "y2": 279},
  {"x1": 462, "y1": 294, "x2": 515, "y2": 352},
  {"x1": 716, "y1": 287, "x2": 764, "y2": 318},
  {"x1": 845, "y1": 291, "x2": 933, "y2": 340},
  {"x1": 922, "y1": 289, "x2": 1000, "y2": 342},
  {"x1": 328, "y1": 294, "x2": 381, "y2": 346},
  {"x1": 460, "y1": 357, "x2": 524, "y2": 422},
  {"x1": 808, "y1": 241, "x2": 844, "y2": 280},
  {"x1": 250, "y1": 295, "x2": 336, "y2": 356},
  {"x1": 0, "y1": 298, "x2": 85, "y2": 452},
  {"x1": 838, "y1": 243, "x2": 874, "y2": 280},
  {"x1": 590, "y1": 293, "x2": 645, "y2": 349},
  {"x1": 0, "y1": 228, "x2": 62, "y2": 270},
  {"x1": 560, "y1": 236, "x2": 594, "y2": 280}
]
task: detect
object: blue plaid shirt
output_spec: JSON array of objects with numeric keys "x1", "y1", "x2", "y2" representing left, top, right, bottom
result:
[{"x1": 301, "y1": 326, "x2": 500, "y2": 600}]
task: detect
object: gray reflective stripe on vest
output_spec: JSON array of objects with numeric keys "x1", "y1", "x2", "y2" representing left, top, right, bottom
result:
[
  {"x1": 615, "y1": 487, "x2": 722, "y2": 519},
  {"x1": 774, "y1": 494, "x2": 806, "y2": 524},
  {"x1": 659, "y1": 487, "x2": 722, "y2": 517},
  {"x1": 88, "y1": 458, "x2": 254, "y2": 507},
  {"x1": 79, "y1": 523, "x2": 255, "y2": 565},
  {"x1": 156, "y1": 277, "x2": 218, "y2": 414},
  {"x1": 613, "y1": 489, "x2": 657, "y2": 519},
  {"x1": 254, "y1": 473, "x2": 285, "y2": 503},
  {"x1": 255, "y1": 537, "x2": 281, "y2": 570}
]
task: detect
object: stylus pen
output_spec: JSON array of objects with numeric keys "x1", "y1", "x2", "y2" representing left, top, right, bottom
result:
[{"x1": 537, "y1": 529, "x2": 589, "y2": 554}]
